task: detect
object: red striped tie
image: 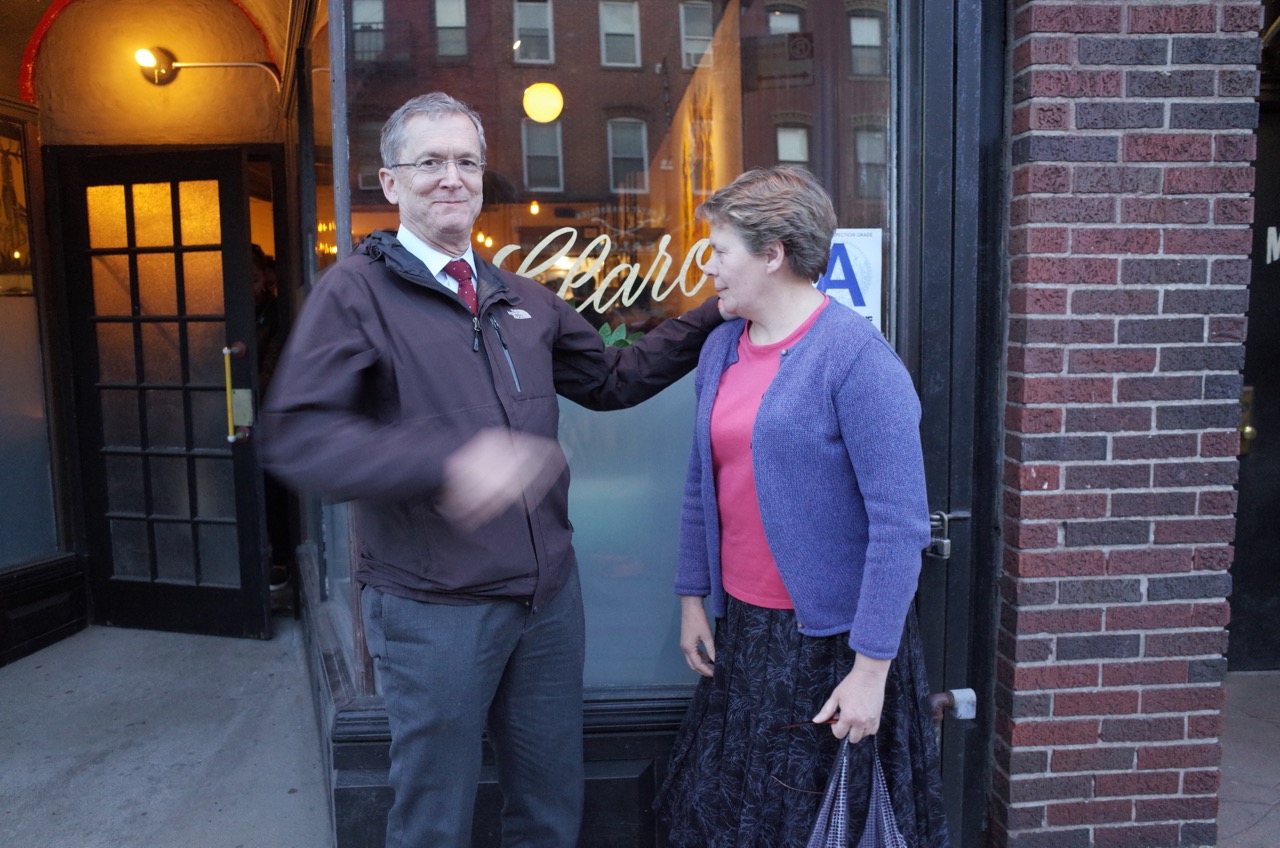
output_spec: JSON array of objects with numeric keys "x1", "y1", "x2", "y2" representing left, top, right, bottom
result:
[{"x1": 444, "y1": 258, "x2": 477, "y2": 314}]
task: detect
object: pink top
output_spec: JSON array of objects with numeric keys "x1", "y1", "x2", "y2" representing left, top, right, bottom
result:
[{"x1": 710, "y1": 297, "x2": 829, "y2": 609}]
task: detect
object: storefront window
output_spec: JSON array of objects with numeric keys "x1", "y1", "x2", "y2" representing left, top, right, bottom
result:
[
  {"x1": 0, "y1": 117, "x2": 58, "y2": 571},
  {"x1": 340, "y1": 0, "x2": 897, "y2": 690}
]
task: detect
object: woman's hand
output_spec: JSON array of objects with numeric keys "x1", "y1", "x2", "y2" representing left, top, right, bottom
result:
[
  {"x1": 812, "y1": 654, "x2": 891, "y2": 740},
  {"x1": 679, "y1": 596, "x2": 716, "y2": 677}
]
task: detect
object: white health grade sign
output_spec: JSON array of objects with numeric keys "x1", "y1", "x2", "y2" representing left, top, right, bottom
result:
[{"x1": 817, "y1": 228, "x2": 883, "y2": 331}]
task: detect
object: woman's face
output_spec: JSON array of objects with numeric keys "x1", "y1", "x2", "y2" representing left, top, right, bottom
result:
[{"x1": 702, "y1": 222, "x2": 771, "y2": 320}]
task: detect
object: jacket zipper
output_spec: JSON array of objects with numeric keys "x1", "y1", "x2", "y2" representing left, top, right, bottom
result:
[
  {"x1": 488, "y1": 315, "x2": 522, "y2": 393},
  {"x1": 471, "y1": 315, "x2": 480, "y2": 351}
]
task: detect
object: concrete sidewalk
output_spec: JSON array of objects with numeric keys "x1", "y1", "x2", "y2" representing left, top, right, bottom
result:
[
  {"x1": 1218, "y1": 670, "x2": 1280, "y2": 848},
  {"x1": 1, "y1": 613, "x2": 1276, "y2": 848},
  {"x1": 0, "y1": 615, "x2": 331, "y2": 848}
]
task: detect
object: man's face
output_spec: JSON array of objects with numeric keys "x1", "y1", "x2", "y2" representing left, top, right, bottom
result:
[{"x1": 378, "y1": 112, "x2": 485, "y2": 256}]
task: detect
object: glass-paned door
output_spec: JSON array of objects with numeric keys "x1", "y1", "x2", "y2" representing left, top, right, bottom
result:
[{"x1": 56, "y1": 149, "x2": 269, "y2": 638}]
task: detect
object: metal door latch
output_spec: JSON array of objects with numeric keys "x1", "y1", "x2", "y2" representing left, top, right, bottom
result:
[
  {"x1": 927, "y1": 511, "x2": 969, "y2": 559},
  {"x1": 929, "y1": 688, "x2": 978, "y2": 725}
]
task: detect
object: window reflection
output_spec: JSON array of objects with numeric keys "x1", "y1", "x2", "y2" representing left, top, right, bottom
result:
[
  {"x1": 342, "y1": 0, "x2": 898, "y2": 688},
  {"x1": 0, "y1": 117, "x2": 57, "y2": 570},
  {"x1": 436, "y1": 0, "x2": 468, "y2": 58},
  {"x1": 514, "y1": 0, "x2": 554, "y2": 63}
]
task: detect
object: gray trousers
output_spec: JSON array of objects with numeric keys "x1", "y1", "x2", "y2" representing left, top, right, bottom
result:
[{"x1": 361, "y1": 570, "x2": 585, "y2": 848}]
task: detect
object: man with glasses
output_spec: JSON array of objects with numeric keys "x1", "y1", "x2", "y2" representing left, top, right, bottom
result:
[{"x1": 260, "y1": 92, "x2": 724, "y2": 847}]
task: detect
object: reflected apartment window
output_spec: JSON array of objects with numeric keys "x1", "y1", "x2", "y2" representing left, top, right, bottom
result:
[
  {"x1": 352, "y1": 0, "x2": 385, "y2": 62},
  {"x1": 356, "y1": 120, "x2": 385, "y2": 191},
  {"x1": 849, "y1": 12, "x2": 885, "y2": 76},
  {"x1": 523, "y1": 120, "x2": 564, "y2": 191},
  {"x1": 600, "y1": 2, "x2": 641, "y2": 67},
  {"x1": 767, "y1": 6, "x2": 803, "y2": 35},
  {"x1": 680, "y1": 2, "x2": 714, "y2": 69},
  {"x1": 608, "y1": 118, "x2": 649, "y2": 193},
  {"x1": 436, "y1": 0, "x2": 467, "y2": 57},
  {"x1": 515, "y1": 0, "x2": 554, "y2": 64},
  {"x1": 777, "y1": 126, "x2": 810, "y2": 167},
  {"x1": 856, "y1": 127, "x2": 888, "y2": 198}
]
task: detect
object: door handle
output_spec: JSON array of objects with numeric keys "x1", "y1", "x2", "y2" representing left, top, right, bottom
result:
[{"x1": 222, "y1": 341, "x2": 251, "y2": 442}]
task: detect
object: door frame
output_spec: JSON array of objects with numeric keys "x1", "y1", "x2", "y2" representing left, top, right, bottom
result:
[
  {"x1": 45, "y1": 144, "x2": 274, "y2": 639},
  {"x1": 899, "y1": 0, "x2": 1006, "y2": 844}
]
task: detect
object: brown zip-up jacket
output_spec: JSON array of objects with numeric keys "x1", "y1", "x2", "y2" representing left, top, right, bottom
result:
[{"x1": 260, "y1": 230, "x2": 722, "y2": 611}]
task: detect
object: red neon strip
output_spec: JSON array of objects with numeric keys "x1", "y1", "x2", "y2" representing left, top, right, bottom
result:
[{"x1": 18, "y1": 0, "x2": 76, "y2": 103}]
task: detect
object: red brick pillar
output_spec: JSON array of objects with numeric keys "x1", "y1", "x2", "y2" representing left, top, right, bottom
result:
[{"x1": 996, "y1": 2, "x2": 1261, "y2": 846}]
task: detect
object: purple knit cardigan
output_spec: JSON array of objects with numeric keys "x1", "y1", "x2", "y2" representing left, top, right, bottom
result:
[{"x1": 674, "y1": 302, "x2": 931, "y2": 659}]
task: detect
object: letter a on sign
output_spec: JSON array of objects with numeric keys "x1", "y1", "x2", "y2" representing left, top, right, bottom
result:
[{"x1": 817, "y1": 228, "x2": 883, "y2": 330}]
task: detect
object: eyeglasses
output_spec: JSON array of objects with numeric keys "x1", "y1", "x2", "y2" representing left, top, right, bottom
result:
[{"x1": 388, "y1": 158, "x2": 485, "y2": 176}]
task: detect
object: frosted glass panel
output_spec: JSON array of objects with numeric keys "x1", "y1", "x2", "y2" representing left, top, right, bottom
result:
[
  {"x1": 100, "y1": 389, "x2": 141, "y2": 447},
  {"x1": 104, "y1": 455, "x2": 145, "y2": 514},
  {"x1": 179, "y1": 180, "x2": 222, "y2": 244},
  {"x1": 199, "y1": 523, "x2": 240, "y2": 587},
  {"x1": 141, "y1": 322, "x2": 182, "y2": 383},
  {"x1": 96, "y1": 323, "x2": 136, "y2": 383},
  {"x1": 184, "y1": 251, "x2": 224, "y2": 314},
  {"x1": 564, "y1": 373, "x2": 696, "y2": 688},
  {"x1": 195, "y1": 458, "x2": 236, "y2": 518},
  {"x1": 154, "y1": 522, "x2": 195, "y2": 583},
  {"x1": 190, "y1": 390, "x2": 228, "y2": 449},
  {"x1": 149, "y1": 456, "x2": 191, "y2": 518},
  {"x1": 133, "y1": 183, "x2": 174, "y2": 247},
  {"x1": 137, "y1": 253, "x2": 177, "y2": 316},
  {"x1": 144, "y1": 389, "x2": 186, "y2": 449},
  {"x1": 86, "y1": 185, "x2": 127, "y2": 248},
  {"x1": 91, "y1": 255, "x2": 132, "y2": 315},
  {"x1": 109, "y1": 519, "x2": 150, "y2": 579},
  {"x1": 187, "y1": 321, "x2": 226, "y2": 384}
]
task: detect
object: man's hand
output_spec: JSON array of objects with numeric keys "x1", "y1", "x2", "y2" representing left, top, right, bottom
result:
[
  {"x1": 679, "y1": 596, "x2": 716, "y2": 677},
  {"x1": 438, "y1": 428, "x2": 567, "y2": 531}
]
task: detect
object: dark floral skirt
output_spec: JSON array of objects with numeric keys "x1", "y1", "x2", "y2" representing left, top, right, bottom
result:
[{"x1": 654, "y1": 597, "x2": 950, "y2": 848}]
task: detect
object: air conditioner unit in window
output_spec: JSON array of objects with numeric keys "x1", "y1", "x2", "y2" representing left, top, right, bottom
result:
[
  {"x1": 357, "y1": 171, "x2": 383, "y2": 191},
  {"x1": 685, "y1": 48, "x2": 713, "y2": 69}
]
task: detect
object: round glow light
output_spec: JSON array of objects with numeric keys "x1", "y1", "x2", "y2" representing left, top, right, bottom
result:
[
  {"x1": 522, "y1": 83, "x2": 564, "y2": 123},
  {"x1": 135, "y1": 48, "x2": 157, "y2": 68}
]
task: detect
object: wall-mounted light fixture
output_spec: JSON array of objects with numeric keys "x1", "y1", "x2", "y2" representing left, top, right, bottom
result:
[
  {"x1": 522, "y1": 83, "x2": 564, "y2": 123},
  {"x1": 135, "y1": 47, "x2": 281, "y2": 91}
]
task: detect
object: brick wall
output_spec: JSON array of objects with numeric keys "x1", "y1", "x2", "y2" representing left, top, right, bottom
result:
[{"x1": 996, "y1": 2, "x2": 1261, "y2": 846}]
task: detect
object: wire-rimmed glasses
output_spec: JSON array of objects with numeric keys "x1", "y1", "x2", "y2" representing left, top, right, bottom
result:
[{"x1": 388, "y1": 158, "x2": 485, "y2": 176}]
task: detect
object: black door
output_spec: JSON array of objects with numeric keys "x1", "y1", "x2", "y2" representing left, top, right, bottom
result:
[
  {"x1": 1228, "y1": 105, "x2": 1280, "y2": 670},
  {"x1": 901, "y1": 1, "x2": 1004, "y2": 845},
  {"x1": 53, "y1": 148, "x2": 270, "y2": 638}
]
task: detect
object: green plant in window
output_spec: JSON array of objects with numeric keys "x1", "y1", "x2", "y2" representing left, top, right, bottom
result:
[{"x1": 599, "y1": 322, "x2": 644, "y2": 347}]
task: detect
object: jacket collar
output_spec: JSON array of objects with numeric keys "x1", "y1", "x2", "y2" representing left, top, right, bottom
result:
[{"x1": 358, "y1": 230, "x2": 518, "y2": 309}]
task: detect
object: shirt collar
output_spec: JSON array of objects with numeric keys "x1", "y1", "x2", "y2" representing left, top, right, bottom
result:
[{"x1": 396, "y1": 225, "x2": 476, "y2": 280}]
